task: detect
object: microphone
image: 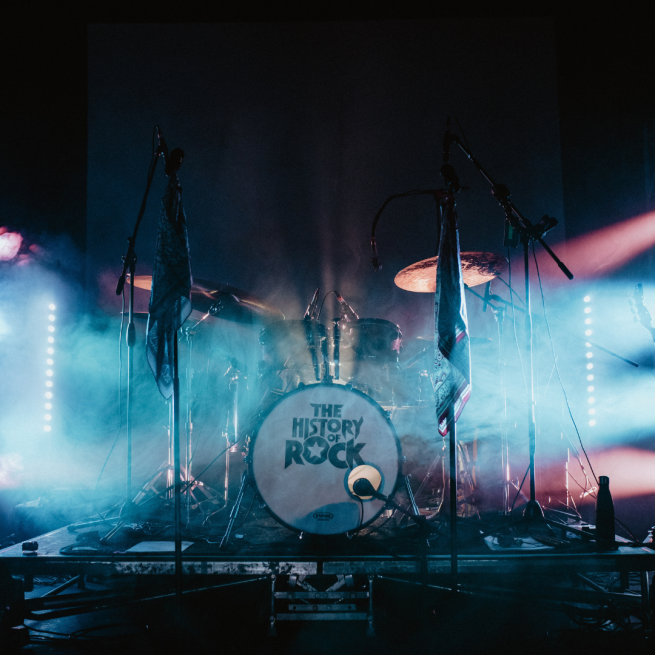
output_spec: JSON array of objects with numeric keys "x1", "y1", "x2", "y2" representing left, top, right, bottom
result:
[
  {"x1": 482, "y1": 281, "x2": 491, "y2": 313},
  {"x1": 304, "y1": 288, "x2": 320, "y2": 321},
  {"x1": 156, "y1": 126, "x2": 184, "y2": 176},
  {"x1": 352, "y1": 478, "x2": 382, "y2": 499},
  {"x1": 156, "y1": 125, "x2": 169, "y2": 165},
  {"x1": 335, "y1": 293, "x2": 359, "y2": 323}
]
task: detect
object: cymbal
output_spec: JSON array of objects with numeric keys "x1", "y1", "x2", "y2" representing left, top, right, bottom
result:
[
  {"x1": 394, "y1": 252, "x2": 507, "y2": 292},
  {"x1": 127, "y1": 275, "x2": 285, "y2": 325}
]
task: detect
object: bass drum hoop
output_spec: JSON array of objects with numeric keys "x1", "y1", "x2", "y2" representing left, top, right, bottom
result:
[{"x1": 248, "y1": 382, "x2": 402, "y2": 536}]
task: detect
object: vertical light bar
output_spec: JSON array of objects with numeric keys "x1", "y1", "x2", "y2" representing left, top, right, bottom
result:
[
  {"x1": 44, "y1": 303, "x2": 55, "y2": 432},
  {"x1": 583, "y1": 295, "x2": 596, "y2": 426}
]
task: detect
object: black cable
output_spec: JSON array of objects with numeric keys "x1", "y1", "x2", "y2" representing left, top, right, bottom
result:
[
  {"x1": 531, "y1": 243, "x2": 599, "y2": 486},
  {"x1": 614, "y1": 516, "x2": 640, "y2": 543}
]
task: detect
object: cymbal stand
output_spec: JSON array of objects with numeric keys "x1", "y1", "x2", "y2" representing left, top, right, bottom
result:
[
  {"x1": 449, "y1": 132, "x2": 573, "y2": 527},
  {"x1": 223, "y1": 359, "x2": 244, "y2": 504},
  {"x1": 182, "y1": 325, "x2": 195, "y2": 524},
  {"x1": 464, "y1": 284, "x2": 516, "y2": 514}
]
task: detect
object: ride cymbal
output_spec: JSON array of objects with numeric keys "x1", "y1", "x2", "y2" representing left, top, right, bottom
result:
[{"x1": 394, "y1": 252, "x2": 507, "y2": 292}]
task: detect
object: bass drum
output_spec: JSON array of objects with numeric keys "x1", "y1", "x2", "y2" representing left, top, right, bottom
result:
[{"x1": 250, "y1": 383, "x2": 401, "y2": 535}]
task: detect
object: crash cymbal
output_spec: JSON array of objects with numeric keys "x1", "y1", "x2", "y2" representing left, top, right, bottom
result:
[
  {"x1": 394, "y1": 252, "x2": 507, "y2": 292},
  {"x1": 127, "y1": 275, "x2": 285, "y2": 325}
]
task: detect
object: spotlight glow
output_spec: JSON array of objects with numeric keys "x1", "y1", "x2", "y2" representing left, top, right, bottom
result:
[
  {"x1": 586, "y1": 352, "x2": 593, "y2": 358},
  {"x1": 46, "y1": 370, "x2": 53, "y2": 376},
  {"x1": 589, "y1": 408, "x2": 596, "y2": 414},
  {"x1": 44, "y1": 414, "x2": 51, "y2": 421},
  {"x1": 585, "y1": 318, "x2": 592, "y2": 325},
  {"x1": 45, "y1": 392, "x2": 52, "y2": 399},
  {"x1": 48, "y1": 336, "x2": 54, "y2": 343},
  {"x1": 48, "y1": 303, "x2": 56, "y2": 310},
  {"x1": 46, "y1": 359, "x2": 53, "y2": 365},
  {"x1": 587, "y1": 386, "x2": 594, "y2": 392},
  {"x1": 44, "y1": 425, "x2": 51, "y2": 432},
  {"x1": 583, "y1": 296, "x2": 591, "y2": 302},
  {"x1": 587, "y1": 374, "x2": 594, "y2": 381},
  {"x1": 584, "y1": 307, "x2": 591, "y2": 314},
  {"x1": 589, "y1": 419, "x2": 596, "y2": 426},
  {"x1": 585, "y1": 329, "x2": 592, "y2": 336},
  {"x1": 48, "y1": 326, "x2": 54, "y2": 332},
  {"x1": 46, "y1": 381, "x2": 53, "y2": 387},
  {"x1": 48, "y1": 315, "x2": 55, "y2": 321},
  {"x1": 585, "y1": 342, "x2": 591, "y2": 347},
  {"x1": 588, "y1": 397, "x2": 595, "y2": 404},
  {"x1": 45, "y1": 403, "x2": 52, "y2": 410},
  {"x1": 586, "y1": 363, "x2": 593, "y2": 370},
  {"x1": 47, "y1": 347, "x2": 54, "y2": 354}
]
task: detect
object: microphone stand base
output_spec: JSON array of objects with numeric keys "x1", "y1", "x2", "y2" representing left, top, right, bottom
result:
[{"x1": 512, "y1": 500, "x2": 556, "y2": 538}]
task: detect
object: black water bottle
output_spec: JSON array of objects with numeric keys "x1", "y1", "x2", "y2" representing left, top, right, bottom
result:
[{"x1": 595, "y1": 476, "x2": 616, "y2": 550}]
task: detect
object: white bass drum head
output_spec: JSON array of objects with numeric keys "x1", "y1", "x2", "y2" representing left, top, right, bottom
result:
[{"x1": 250, "y1": 383, "x2": 401, "y2": 535}]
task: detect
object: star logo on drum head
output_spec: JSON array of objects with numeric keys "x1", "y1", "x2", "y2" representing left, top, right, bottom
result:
[{"x1": 303, "y1": 437, "x2": 329, "y2": 464}]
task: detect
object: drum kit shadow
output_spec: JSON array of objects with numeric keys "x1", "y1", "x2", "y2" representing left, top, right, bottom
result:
[{"x1": 125, "y1": 251, "x2": 509, "y2": 544}]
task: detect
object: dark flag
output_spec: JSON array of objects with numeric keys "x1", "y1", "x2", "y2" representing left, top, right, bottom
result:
[
  {"x1": 433, "y1": 198, "x2": 471, "y2": 435},
  {"x1": 146, "y1": 172, "x2": 192, "y2": 399}
]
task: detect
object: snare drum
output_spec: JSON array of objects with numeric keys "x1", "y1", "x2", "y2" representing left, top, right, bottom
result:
[
  {"x1": 337, "y1": 319, "x2": 402, "y2": 404},
  {"x1": 249, "y1": 383, "x2": 401, "y2": 535},
  {"x1": 260, "y1": 319, "x2": 328, "y2": 390}
]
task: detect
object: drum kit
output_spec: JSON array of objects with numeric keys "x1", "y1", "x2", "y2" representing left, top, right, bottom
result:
[{"x1": 127, "y1": 251, "x2": 508, "y2": 541}]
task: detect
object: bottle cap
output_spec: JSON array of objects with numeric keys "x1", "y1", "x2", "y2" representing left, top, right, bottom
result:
[{"x1": 599, "y1": 475, "x2": 609, "y2": 485}]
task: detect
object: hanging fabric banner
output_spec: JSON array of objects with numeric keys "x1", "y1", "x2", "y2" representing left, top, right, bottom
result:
[
  {"x1": 433, "y1": 195, "x2": 471, "y2": 435},
  {"x1": 146, "y1": 171, "x2": 192, "y2": 399}
]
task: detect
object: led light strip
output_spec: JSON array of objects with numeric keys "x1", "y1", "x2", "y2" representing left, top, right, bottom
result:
[
  {"x1": 583, "y1": 295, "x2": 595, "y2": 426},
  {"x1": 44, "y1": 303, "x2": 55, "y2": 432}
]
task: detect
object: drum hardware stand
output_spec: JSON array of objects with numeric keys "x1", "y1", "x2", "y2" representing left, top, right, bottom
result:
[
  {"x1": 332, "y1": 318, "x2": 340, "y2": 380},
  {"x1": 219, "y1": 467, "x2": 251, "y2": 549},
  {"x1": 446, "y1": 131, "x2": 574, "y2": 529},
  {"x1": 182, "y1": 325, "x2": 196, "y2": 524},
  {"x1": 222, "y1": 359, "x2": 248, "y2": 504},
  {"x1": 302, "y1": 288, "x2": 324, "y2": 383}
]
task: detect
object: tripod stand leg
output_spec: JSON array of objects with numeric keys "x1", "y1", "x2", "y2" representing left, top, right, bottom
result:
[
  {"x1": 219, "y1": 471, "x2": 249, "y2": 549},
  {"x1": 404, "y1": 475, "x2": 429, "y2": 548}
]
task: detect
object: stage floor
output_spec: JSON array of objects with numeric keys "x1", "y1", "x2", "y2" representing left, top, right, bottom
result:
[{"x1": 1, "y1": 505, "x2": 653, "y2": 579}]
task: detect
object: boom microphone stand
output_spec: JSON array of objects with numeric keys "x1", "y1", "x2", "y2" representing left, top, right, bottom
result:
[
  {"x1": 446, "y1": 130, "x2": 574, "y2": 525},
  {"x1": 113, "y1": 130, "x2": 166, "y2": 528}
]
